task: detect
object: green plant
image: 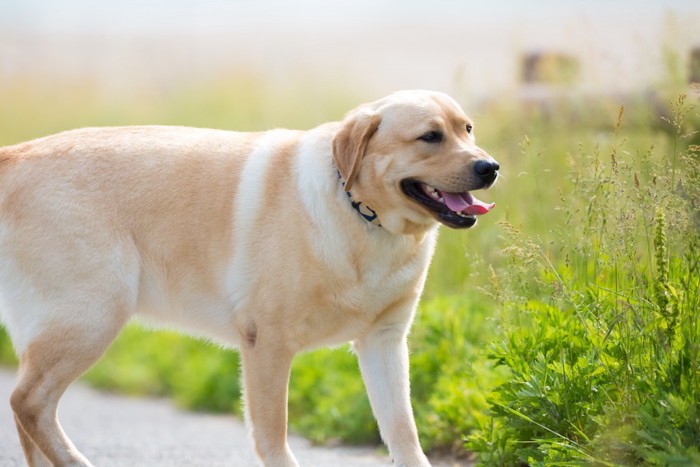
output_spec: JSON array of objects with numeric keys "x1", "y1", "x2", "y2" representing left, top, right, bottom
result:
[
  {"x1": 411, "y1": 295, "x2": 509, "y2": 454},
  {"x1": 288, "y1": 347, "x2": 377, "y2": 445},
  {"x1": 0, "y1": 327, "x2": 17, "y2": 366},
  {"x1": 469, "y1": 94, "x2": 700, "y2": 465},
  {"x1": 84, "y1": 325, "x2": 242, "y2": 414}
]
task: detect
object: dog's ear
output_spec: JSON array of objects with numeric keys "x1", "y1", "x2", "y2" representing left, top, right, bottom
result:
[{"x1": 332, "y1": 110, "x2": 381, "y2": 192}]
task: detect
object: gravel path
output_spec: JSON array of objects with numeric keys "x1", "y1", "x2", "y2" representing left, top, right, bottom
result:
[{"x1": 0, "y1": 369, "x2": 469, "y2": 467}]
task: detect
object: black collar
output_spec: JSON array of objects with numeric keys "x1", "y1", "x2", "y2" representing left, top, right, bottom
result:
[{"x1": 336, "y1": 171, "x2": 382, "y2": 227}]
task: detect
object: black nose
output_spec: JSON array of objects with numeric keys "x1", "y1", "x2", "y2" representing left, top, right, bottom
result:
[{"x1": 474, "y1": 160, "x2": 500, "y2": 183}]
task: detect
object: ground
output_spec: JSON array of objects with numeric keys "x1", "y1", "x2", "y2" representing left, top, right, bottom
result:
[{"x1": 0, "y1": 369, "x2": 469, "y2": 467}]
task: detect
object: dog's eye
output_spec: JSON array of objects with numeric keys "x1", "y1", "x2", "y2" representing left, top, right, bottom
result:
[
  {"x1": 418, "y1": 131, "x2": 443, "y2": 143},
  {"x1": 466, "y1": 124, "x2": 473, "y2": 134}
]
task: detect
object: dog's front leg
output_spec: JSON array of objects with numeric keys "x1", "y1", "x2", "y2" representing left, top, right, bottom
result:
[
  {"x1": 241, "y1": 340, "x2": 298, "y2": 467},
  {"x1": 354, "y1": 325, "x2": 431, "y2": 467}
]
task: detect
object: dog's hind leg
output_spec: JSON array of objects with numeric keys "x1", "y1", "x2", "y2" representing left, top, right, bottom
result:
[
  {"x1": 10, "y1": 313, "x2": 128, "y2": 467},
  {"x1": 14, "y1": 413, "x2": 51, "y2": 467},
  {"x1": 0, "y1": 217, "x2": 141, "y2": 465}
]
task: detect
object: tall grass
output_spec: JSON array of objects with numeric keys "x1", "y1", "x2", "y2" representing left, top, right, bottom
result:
[
  {"x1": 0, "y1": 75, "x2": 698, "y2": 464},
  {"x1": 468, "y1": 93, "x2": 700, "y2": 465}
]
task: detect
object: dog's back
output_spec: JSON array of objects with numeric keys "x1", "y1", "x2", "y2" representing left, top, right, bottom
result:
[{"x1": 0, "y1": 127, "x2": 250, "y2": 350}]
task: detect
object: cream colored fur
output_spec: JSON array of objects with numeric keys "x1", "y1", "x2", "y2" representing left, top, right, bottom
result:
[{"x1": 0, "y1": 90, "x2": 498, "y2": 467}]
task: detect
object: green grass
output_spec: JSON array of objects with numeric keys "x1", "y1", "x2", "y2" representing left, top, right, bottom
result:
[
  {"x1": 1, "y1": 75, "x2": 698, "y2": 464},
  {"x1": 467, "y1": 94, "x2": 700, "y2": 465}
]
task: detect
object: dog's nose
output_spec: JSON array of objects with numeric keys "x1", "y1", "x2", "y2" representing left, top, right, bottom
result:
[{"x1": 474, "y1": 160, "x2": 500, "y2": 183}]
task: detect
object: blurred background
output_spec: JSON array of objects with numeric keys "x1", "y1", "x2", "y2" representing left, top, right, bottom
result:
[
  {"x1": 1, "y1": 0, "x2": 699, "y2": 130},
  {"x1": 1, "y1": 1, "x2": 700, "y2": 465}
]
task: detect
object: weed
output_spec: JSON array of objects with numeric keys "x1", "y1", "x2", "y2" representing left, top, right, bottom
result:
[{"x1": 469, "y1": 92, "x2": 700, "y2": 465}]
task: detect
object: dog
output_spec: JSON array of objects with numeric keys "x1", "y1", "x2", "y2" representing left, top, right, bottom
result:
[{"x1": 0, "y1": 90, "x2": 499, "y2": 467}]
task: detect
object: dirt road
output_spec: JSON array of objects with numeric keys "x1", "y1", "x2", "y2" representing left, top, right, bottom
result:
[{"x1": 0, "y1": 369, "x2": 467, "y2": 467}]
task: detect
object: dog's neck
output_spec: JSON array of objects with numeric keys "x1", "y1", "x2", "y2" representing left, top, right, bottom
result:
[{"x1": 336, "y1": 171, "x2": 382, "y2": 227}]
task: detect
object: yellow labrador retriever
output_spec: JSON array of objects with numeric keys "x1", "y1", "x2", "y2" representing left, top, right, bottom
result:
[{"x1": 0, "y1": 90, "x2": 498, "y2": 467}]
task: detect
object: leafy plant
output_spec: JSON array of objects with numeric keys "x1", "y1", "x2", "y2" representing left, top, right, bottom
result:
[{"x1": 469, "y1": 94, "x2": 700, "y2": 465}]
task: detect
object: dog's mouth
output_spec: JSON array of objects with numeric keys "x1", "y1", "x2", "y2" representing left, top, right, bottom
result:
[{"x1": 400, "y1": 179, "x2": 495, "y2": 229}]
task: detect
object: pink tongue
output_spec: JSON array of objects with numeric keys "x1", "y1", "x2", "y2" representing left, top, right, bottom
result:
[{"x1": 442, "y1": 192, "x2": 495, "y2": 216}]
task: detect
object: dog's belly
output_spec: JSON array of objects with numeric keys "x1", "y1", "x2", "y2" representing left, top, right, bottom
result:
[
  {"x1": 134, "y1": 285, "x2": 240, "y2": 345},
  {"x1": 129, "y1": 234, "x2": 432, "y2": 352},
  {"x1": 129, "y1": 281, "x2": 396, "y2": 351}
]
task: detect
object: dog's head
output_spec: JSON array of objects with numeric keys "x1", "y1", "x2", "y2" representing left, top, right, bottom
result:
[{"x1": 332, "y1": 90, "x2": 499, "y2": 234}]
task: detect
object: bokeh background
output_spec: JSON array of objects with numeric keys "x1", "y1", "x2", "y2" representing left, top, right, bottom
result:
[
  {"x1": 1, "y1": 1, "x2": 700, "y2": 465},
  {"x1": 2, "y1": 0, "x2": 699, "y2": 132}
]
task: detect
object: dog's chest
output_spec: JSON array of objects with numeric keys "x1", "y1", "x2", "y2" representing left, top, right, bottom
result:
[
  {"x1": 278, "y1": 230, "x2": 437, "y2": 349},
  {"x1": 347, "y1": 240, "x2": 426, "y2": 306}
]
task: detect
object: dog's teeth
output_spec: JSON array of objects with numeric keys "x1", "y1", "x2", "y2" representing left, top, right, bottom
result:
[{"x1": 423, "y1": 184, "x2": 442, "y2": 201}]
